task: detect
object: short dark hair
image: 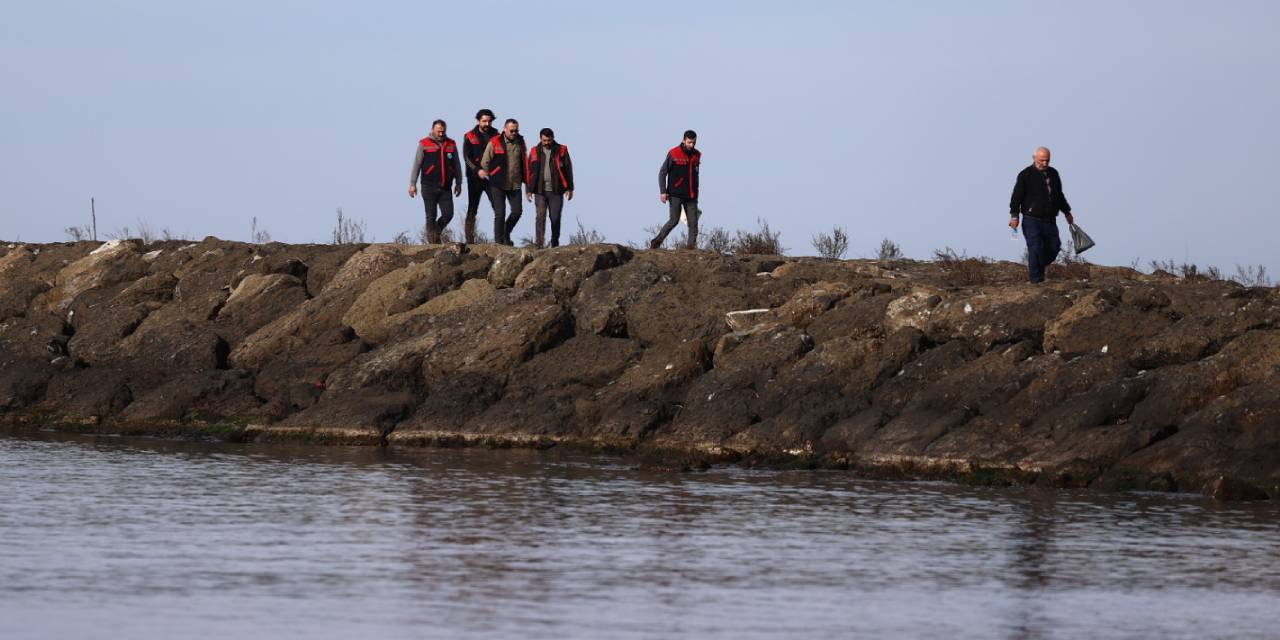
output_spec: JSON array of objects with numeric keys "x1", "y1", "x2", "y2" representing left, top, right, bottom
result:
[
  {"x1": 505, "y1": 118, "x2": 519, "y2": 127},
  {"x1": 683, "y1": 129, "x2": 697, "y2": 140},
  {"x1": 432, "y1": 119, "x2": 446, "y2": 128},
  {"x1": 475, "y1": 108, "x2": 495, "y2": 120},
  {"x1": 539, "y1": 127, "x2": 554, "y2": 139}
]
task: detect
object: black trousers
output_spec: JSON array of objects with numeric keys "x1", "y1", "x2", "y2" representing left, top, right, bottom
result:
[
  {"x1": 534, "y1": 192, "x2": 564, "y2": 247},
  {"x1": 421, "y1": 187, "x2": 454, "y2": 243},
  {"x1": 487, "y1": 185, "x2": 523, "y2": 245},
  {"x1": 651, "y1": 196, "x2": 698, "y2": 249},
  {"x1": 1022, "y1": 215, "x2": 1062, "y2": 283},
  {"x1": 464, "y1": 175, "x2": 490, "y2": 242}
]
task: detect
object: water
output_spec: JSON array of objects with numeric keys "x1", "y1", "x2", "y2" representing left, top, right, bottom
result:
[{"x1": 1, "y1": 431, "x2": 1277, "y2": 639}]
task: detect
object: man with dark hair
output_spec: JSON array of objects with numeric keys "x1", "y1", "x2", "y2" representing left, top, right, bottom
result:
[
  {"x1": 1009, "y1": 146, "x2": 1076, "y2": 283},
  {"x1": 461, "y1": 108, "x2": 499, "y2": 243},
  {"x1": 408, "y1": 119, "x2": 462, "y2": 244},
  {"x1": 478, "y1": 118, "x2": 527, "y2": 245},
  {"x1": 650, "y1": 130, "x2": 701, "y2": 249},
  {"x1": 524, "y1": 128, "x2": 575, "y2": 248}
]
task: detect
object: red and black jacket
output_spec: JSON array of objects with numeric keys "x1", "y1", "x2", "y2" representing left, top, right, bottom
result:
[
  {"x1": 525, "y1": 142, "x2": 575, "y2": 194},
  {"x1": 662, "y1": 145, "x2": 701, "y2": 200},
  {"x1": 418, "y1": 136, "x2": 459, "y2": 189},
  {"x1": 485, "y1": 134, "x2": 526, "y2": 187},
  {"x1": 463, "y1": 125, "x2": 499, "y2": 178}
]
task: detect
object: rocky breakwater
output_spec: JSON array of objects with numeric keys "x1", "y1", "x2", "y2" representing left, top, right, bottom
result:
[{"x1": 2, "y1": 238, "x2": 1278, "y2": 499}]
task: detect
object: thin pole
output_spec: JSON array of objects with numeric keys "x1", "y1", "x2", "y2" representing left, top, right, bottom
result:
[{"x1": 91, "y1": 197, "x2": 98, "y2": 241}]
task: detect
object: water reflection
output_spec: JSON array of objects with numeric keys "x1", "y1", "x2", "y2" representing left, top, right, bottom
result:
[{"x1": 1, "y1": 431, "x2": 1277, "y2": 639}]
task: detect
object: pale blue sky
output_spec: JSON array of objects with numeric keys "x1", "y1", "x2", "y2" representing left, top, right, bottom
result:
[{"x1": 3, "y1": 1, "x2": 1278, "y2": 272}]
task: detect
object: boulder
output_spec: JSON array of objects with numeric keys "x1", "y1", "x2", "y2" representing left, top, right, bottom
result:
[
  {"x1": 39, "y1": 240, "x2": 147, "y2": 312},
  {"x1": 513, "y1": 244, "x2": 630, "y2": 297}
]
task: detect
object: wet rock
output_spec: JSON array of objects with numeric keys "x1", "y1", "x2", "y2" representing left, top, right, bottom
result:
[
  {"x1": 1204, "y1": 476, "x2": 1271, "y2": 502},
  {"x1": 668, "y1": 324, "x2": 813, "y2": 446},
  {"x1": 468, "y1": 335, "x2": 642, "y2": 437}
]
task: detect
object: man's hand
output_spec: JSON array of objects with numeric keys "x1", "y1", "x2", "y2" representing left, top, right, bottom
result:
[
  {"x1": 408, "y1": 185, "x2": 417, "y2": 198},
  {"x1": 1008, "y1": 217, "x2": 1019, "y2": 230},
  {"x1": 660, "y1": 194, "x2": 668, "y2": 204},
  {"x1": 478, "y1": 170, "x2": 489, "y2": 179},
  {"x1": 453, "y1": 184, "x2": 461, "y2": 197},
  {"x1": 1064, "y1": 212, "x2": 1075, "y2": 225},
  {"x1": 526, "y1": 192, "x2": 533, "y2": 203},
  {"x1": 566, "y1": 190, "x2": 573, "y2": 201}
]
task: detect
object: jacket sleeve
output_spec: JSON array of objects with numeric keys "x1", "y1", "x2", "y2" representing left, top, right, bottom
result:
[
  {"x1": 480, "y1": 141, "x2": 495, "y2": 171},
  {"x1": 450, "y1": 148, "x2": 463, "y2": 189},
  {"x1": 1009, "y1": 169, "x2": 1024, "y2": 216},
  {"x1": 463, "y1": 137, "x2": 478, "y2": 173},
  {"x1": 563, "y1": 148, "x2": 574, "y2": 191},
  {"x1": 1055, "y1": 171, "x2": 1071, "y2": 214},
  {"x1": 409, "y1": 144, "x2": 425, "y2": 188},
  {"x1": 658, "y1": 153, "x2": 671, "y2": 194}
]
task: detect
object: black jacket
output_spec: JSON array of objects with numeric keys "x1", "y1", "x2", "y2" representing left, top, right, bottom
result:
[
  {"x1": 463, "y1": 125, "x2": 500, "y2": 178},
  {"x1": 1009, "y1": 165, "x2": 1071, "y2": 220},
  {"x1": 659, "y1": 145, "x2": 701, "y2": 200}
]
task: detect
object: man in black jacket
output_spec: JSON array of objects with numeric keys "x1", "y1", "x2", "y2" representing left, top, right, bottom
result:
[
  {"x1": 651, "y1": 130, "x2": 701, "y2": 249},
  {"x1": 524, "y1": 128, "x2": 574, "y2": 248},
  {"x1": 461, "y1": 109, "x2": 499, "y2": 244},
  {"x1": 1009, "y1": 147, "x2": 1076, "y2": 283},
  {"x1": 408, "y1": 119, "x2": 462, "y2": 244},
  {"x1": 478, "y1": 119, "x2": 527, "y2": 246}
]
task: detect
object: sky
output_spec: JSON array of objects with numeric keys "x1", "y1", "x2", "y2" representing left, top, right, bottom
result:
[{"x1": 3, "y1": 0, "x2": 1279, "y2": 274}]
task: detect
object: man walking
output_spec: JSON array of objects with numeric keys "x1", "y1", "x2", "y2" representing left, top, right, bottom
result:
[
  {"x1": 525, "y1": 128, "x2": 575, "y2": 248},
  {"x1": 1009, "y1": 146, "x2": 1075, "y2": 283},
  {"x1": 462, "y1": 108, "x2": 499, "y2": 243},
  {"x1": 478, "y1": 118, "x2": 527, "y2": 245},
  {"x1": 408, "y1": 119, "x2": 462, "y2": 244},
  {"x1": 651, "y1": 130, "x2": 701, "y2": 249}
]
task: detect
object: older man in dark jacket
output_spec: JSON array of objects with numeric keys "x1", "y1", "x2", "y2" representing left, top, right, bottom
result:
[{"x1": 1009, "y1": 146, "x2": 1076, "y2": 283}]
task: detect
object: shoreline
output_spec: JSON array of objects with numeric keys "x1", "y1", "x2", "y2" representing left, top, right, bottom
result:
[{"x1": 2, "y1": 238, "x2": 1278, "y2": 501}]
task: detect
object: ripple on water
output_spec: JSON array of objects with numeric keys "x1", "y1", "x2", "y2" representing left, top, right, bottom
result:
[{"x1": 1, "y1": 432, "x2": 1278, "y2": 639}]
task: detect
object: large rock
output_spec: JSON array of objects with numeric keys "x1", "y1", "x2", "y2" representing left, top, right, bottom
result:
[
  {"x1": 486, "y1": 248, "x2": 534, "y2": 288},
  {"x1": 466, "y1": 335, "x2": 642, "y2": 437},
  {"x1": 663, "y1": 324, "x2": 813, "y2": 447},
  {"x1": 39, "y1": 240, "x2": 147, "y2": 312},
  {"x1": 513, "y1": 244, "x2": 630, "y2": 297},
  {"x1": 216, "y1": 273, "x2": 309, "y2": 342},
  {"x1": 0, "y1": 247, "x2": 47, "y2": 321},
  {"x1": 1044, "y1": 289, "x2": 1176, "y2": 358},
  {"x1": 315, "y1": 288, "x2": 570, "y2": 434},
  {"x1": 924, "y1": 286, "x2": 1073, "y2": 351},
  {"x1": 342, "y1": 254, "x2": 491, "y2": 345},
  {"x1": 322, "y1": 244, "x2": 412, "y2": 293}
]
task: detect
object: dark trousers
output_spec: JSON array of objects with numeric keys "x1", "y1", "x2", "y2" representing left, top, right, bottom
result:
[
  {"x1": 487, "y1": 185, "x2": 523, "y2": 245},
  {"x1": 464, "y1": 175, "x2": 490, "y2": 243},
  {"x1": 534, "y1": 192, "x2": 564, "y2": 248},
  {"x1": 651, "y1": 196, "x2": 699, "y2": 249},
  {"x1": 1022, "y1": 215, "x2": 1061, "y2": 283},
  {"x1": 421, "y1": 187, "x2": 454, "y2": 244}
]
